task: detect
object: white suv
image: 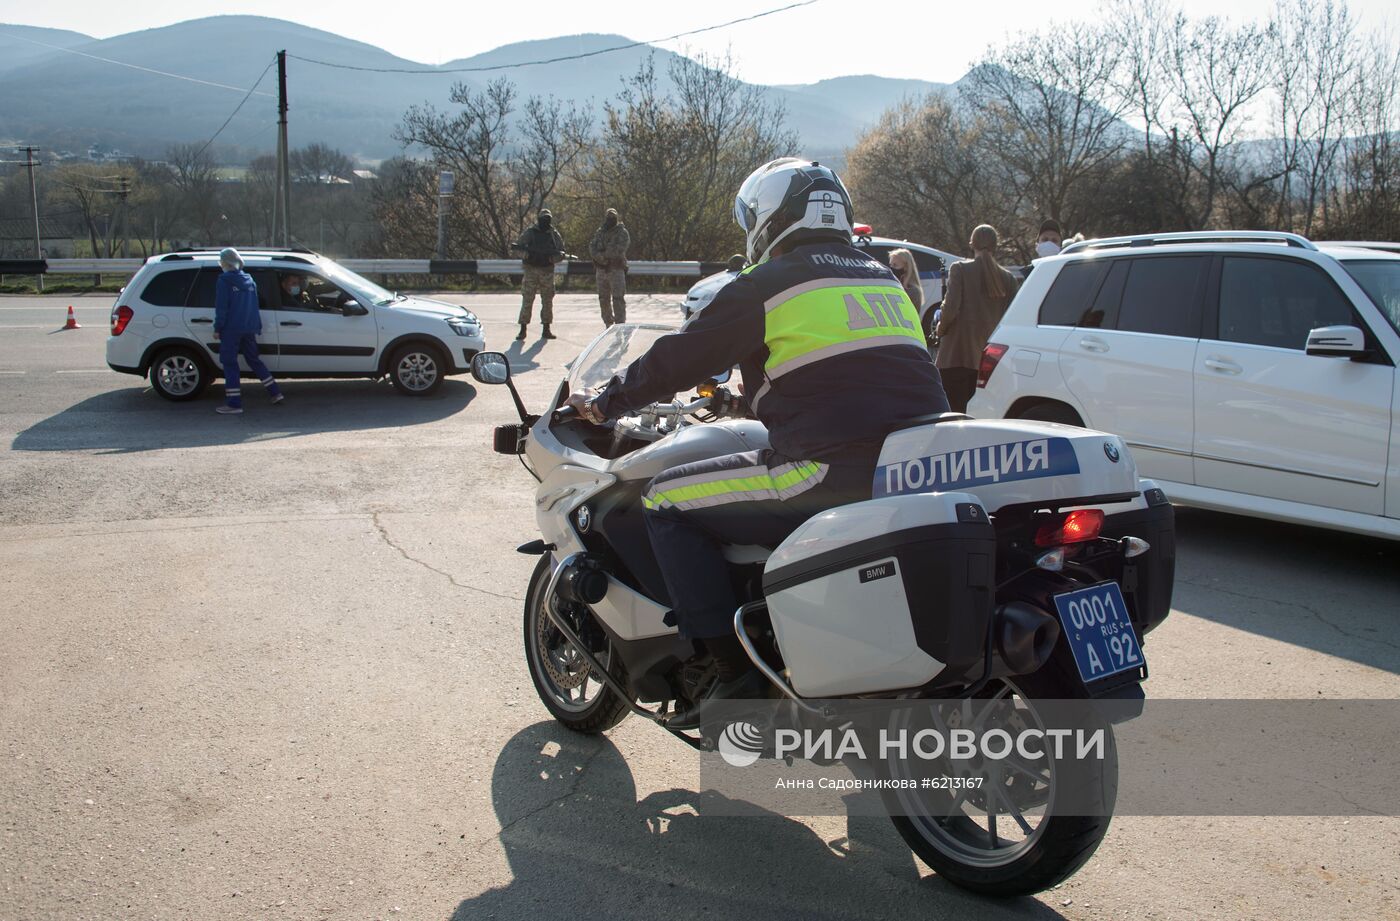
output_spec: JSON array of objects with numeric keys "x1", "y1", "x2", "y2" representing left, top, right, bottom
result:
[
  {"x1": 971, "y1": 231, "x2": 1400, "y2": 540},
  {"x1": 106, "y1": 249, "x2": 486, "y2": 399}
]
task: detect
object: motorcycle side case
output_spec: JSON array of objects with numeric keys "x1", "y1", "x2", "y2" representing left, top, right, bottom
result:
[
  {"x1": 762, "y1": 493, "x2": 996, "y2": 697},
  {"x1": 1100, "y1": 481, "x2": 1176, "y2": 637}
]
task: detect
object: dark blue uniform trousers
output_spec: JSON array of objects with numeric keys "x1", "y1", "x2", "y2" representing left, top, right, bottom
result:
[
  {"x1": 219, "y1": 333, "x2": 281, "y2": 408},
  {"x1": 641, "y1": 445, "x2": 879, "y2": 640}
]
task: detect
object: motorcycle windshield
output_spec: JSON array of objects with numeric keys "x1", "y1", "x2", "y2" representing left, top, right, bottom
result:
[{"x1": 567, "y1": 323, "x2": 677, "y2": 392}]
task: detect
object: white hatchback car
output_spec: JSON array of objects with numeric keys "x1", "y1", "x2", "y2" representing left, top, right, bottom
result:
[
  {"x1": 106, "y1": 249, "x2": 486, "y2": 399},
  {"x1": 971, "y1": 231, "x2": 1400, "y2": 540},
  {"x1": 682, "y1": 231, "x2": 957, "y2": 337}
]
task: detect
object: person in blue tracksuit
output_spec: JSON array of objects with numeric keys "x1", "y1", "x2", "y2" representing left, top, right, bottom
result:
[{"x1": 214, "y1": 248, "x2": 283, "y2": 415}]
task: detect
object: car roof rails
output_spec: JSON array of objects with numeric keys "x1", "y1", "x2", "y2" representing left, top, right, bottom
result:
[
  {"x1": 1060, "y1": 231, "x2": 1319, "y2": 256},
  {"x1": 158, "y1": 247, "x2": 319, "y2": 264}
]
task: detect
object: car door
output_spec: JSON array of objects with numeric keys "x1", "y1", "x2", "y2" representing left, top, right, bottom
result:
[
  {"x1": 1193, "y1": 254, "x2": 1392, "y2": 515},
  {"x1": 1058, "y1": 254, "x2": 1208, "y2": 485},
  {"x1": 182, "y1": 266, "x2": 279, "y2": 371},
  {"x1": 269, "y1": 270, "x2": 378, "y2": 373}
]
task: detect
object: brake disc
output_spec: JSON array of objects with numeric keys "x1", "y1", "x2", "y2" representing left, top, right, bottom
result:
[{"x1": 537, "y1": 606, "x2": 591, "y2": 690}]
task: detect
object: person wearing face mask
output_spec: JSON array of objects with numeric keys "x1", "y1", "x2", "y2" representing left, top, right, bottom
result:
[
  {"x1": 1035, "y1": 219, "x2": 1064, "y2": 258},
  {"x1": 936, "y1": 224, "x2": 1020, "y2": 413},
  {"x1": 510, "y1": 208, "x2": 566, "y2": 341},
  {"x1": 589, "y1": 208, "x2": 631, "y2": 327},
  {"x1": 279, "y1": 273, "x2": 314, "y2": 309}
]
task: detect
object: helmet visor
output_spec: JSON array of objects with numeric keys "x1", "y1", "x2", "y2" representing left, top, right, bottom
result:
[{"x1": 734, "y1": 195, "x2": 757, "y2": 232}]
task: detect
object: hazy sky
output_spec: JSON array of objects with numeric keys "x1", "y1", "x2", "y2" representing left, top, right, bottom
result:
[{"x1": 3, "y1": 0, "x2": 1395, "y2": 85}]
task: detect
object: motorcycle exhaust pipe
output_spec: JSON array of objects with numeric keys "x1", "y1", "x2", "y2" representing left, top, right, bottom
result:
[{"x1": 993, "y1": 602, "x2": 1061, "y2": 676}]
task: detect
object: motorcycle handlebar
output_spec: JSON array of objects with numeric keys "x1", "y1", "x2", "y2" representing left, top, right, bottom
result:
[{"x1": 552, "y1": 405, "x2": 579, "y2": 423}]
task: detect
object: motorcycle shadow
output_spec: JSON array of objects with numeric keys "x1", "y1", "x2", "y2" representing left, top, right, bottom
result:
[{"x1": 450, "y1": 722, "x2": 1067, "y2": 921}]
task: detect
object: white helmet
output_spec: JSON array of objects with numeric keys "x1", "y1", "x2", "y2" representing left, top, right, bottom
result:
[{"x1": 734, "y1": 158, "x2": 854, "y2": 264}]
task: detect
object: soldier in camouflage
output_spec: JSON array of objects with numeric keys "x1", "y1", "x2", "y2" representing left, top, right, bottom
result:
[
  {"x1": 510, "y1": 208, "x2": 565, "y2": 340},
  {"x1": 589, "y1": 208, "x2": 631, "y2": 326}
]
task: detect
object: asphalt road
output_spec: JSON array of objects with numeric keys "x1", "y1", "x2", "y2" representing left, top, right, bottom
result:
[{"x1": 2, "y1": 293, "x2": 1398, "y2": 921}]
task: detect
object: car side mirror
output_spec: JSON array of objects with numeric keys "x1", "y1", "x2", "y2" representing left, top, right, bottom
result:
[
  {"x1": 341, "y1": 300, "x2": 367, "y2": 316},
  {"x1": 1304, "y1": 325, "x2": 1366, "y2": 358},
  {"x1": 471, "y1": 351, "x2": 511, "y2": 385}
]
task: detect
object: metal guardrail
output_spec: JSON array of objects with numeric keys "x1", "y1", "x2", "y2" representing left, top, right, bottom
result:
[{"x1": 1, "y1": 257, "x2": 729, "y2": 278}]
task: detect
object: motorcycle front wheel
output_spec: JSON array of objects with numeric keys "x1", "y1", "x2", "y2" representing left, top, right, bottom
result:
[
  {"x1": 881, "y1": 675, "x2": 1117, "y2": 897},
  {"x1": 523, "y1": 555, "x2": 632, "y2": 734}
]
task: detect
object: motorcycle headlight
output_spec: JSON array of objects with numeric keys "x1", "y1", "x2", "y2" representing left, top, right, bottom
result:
[{"x1": 447, "y1": 315, "x2": 481, "y2": 337}]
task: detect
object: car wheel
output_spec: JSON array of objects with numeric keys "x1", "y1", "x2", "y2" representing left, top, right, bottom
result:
[
  {"x1": 1017, "y1": 401, "x2": 1083, "y2": 427},
  {"x1": 388, "y1": 343, "x2": 446, "y2": 396},
  {"x1": 149, "y1": 347, "x2": 209, "y2": 402}
]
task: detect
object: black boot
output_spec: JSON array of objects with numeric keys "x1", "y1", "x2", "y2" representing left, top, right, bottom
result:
[
  {"x1": 542, "y1": 324, "x2": 557, "y2": 340},
  {"x1": 668, "y1": 635, "x2": 768, "y2": 730},
  {"x1": 516, "y1": 324, "x2": 527, "y2": 341}
]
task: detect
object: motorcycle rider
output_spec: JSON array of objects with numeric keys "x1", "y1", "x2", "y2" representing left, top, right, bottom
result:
[{"x1": 566, "y1": 158, "x2": 950, "y2": 719}]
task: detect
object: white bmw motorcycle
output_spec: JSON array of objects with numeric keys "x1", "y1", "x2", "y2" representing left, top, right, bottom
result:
[{"x1": 471, "y1": 324, "x2": 1175, "y2": 896}]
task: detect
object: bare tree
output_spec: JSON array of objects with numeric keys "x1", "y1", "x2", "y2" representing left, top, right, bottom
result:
[
  {"x1": 576, "y1": 53, "x2": 796, "y2": 261},
  {"x1": 1162, "y1": 13, "x2": 1275, "y2": 228},
  {"x1": 1270, "y1": 0, "x2": 1359, "y2": 233},
  {"x1": 165, "y1": 143, "x2": 223, "y2": 242},
  {"x1": 846, "y1": 94, "x2": 1005, "y2": 255},
  {"x1": 396, "y1": 78, "x2": 590, "y2": 257},
  {"x1": 1325, "y1": 37, "x2": 1400, "y2": 240},
  {"x1": 961, "y1": 23, "x2": 1131, "y2": 243},
  {"x1": 289, "y1": 143, "x2": 355, "y2": 184}
]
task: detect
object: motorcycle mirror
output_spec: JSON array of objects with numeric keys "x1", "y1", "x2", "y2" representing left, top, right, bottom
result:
[
  {"x1": 705, "y1": 369, "x2": 732, "y2": 386},
  {"x1": 471, "y1": 351, "x2": 511, "y2": 385}
]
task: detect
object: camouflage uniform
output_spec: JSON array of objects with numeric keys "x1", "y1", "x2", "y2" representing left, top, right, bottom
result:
[
  {"x1": 512, "y1": 221, "x2": 565, "y2": 326},
  {"x1": 589, "y1": 213, "x2": 631, "y2": 326}
]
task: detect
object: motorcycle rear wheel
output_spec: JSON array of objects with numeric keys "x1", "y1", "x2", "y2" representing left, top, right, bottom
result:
[
  {"x1": 883, "y1": 675, "x2": 1117, "y2": 897},
  {"x1": 523, "y1": 555, "x2": 632, "y2": 734}
]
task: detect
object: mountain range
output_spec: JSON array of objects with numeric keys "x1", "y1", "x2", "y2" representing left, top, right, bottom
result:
[{"x1": 0, "y1": 17, "x2": 953, "y2": 164}]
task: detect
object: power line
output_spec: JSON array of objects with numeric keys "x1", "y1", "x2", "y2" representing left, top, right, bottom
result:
[
  {"x1": 190, "y1": 57, "x2": 278, "y2": 161},
  {"x1": 287, "y1": 0, "x2": 819, "y2": 74},
  {"x1": 1, "y1": 32, "x2": 278, "y2": 96}
]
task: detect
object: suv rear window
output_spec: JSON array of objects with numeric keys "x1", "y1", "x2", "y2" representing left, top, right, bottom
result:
[
  {"x1": 140, "y1": 269, "x2": 197, "y2": 307},
  {"x1": 1114, "y1": 256, "x2": 1207, "y2": 337},
  {"x1": 1038, "y1": 262, "x2": 1108, "y2": 326}
]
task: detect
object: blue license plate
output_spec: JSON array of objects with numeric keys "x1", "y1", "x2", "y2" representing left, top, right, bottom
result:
[{"x1": 1052, "y1": 582, "x2": 1145, "y2": 685}]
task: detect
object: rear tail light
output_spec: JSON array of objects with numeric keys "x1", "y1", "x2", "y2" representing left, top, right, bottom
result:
[
  {"x1": 1035, "y1": 509, "x2": 1105, "y2": 547},
  {"x1": 977, "y1": 342, "x2": 1008, "y2": 388},
  {"x1": 110, "y1": 305, "x2": 133, "y2": 336}
]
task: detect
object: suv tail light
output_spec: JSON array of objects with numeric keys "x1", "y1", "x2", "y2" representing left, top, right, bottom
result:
[
  {"x1": 977, "y1": 342, "x2": 1008, "y2": 388},
  {"x1": 110, "y1": 305, "x2": 133, "y2": 336},
  {"x1": 1035, "y1": 509, "x2": 1105, "y2": 547}
]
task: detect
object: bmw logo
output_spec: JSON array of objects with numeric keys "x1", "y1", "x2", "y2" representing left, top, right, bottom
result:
[
  {"x1": 575, "y1": 505, "x2": 591, "y2": 533},
  {"x1": 1104, "y1": 442, "x2": 1121, "y2": 463}
]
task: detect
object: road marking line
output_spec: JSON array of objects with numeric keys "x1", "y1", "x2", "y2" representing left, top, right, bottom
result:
[
  {"x1": 0, "y1": 370, "x2": 25, "y2": 375},
  {"x1": 54, "y1": 369, "x2": 115, "y2": 374},
  {"x1": 0, "y1": 325, "x2": 51, "y2": 329}
]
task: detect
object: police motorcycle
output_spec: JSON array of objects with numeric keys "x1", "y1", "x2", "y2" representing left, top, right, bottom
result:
[{"x1": 470, "y1": 325, "x2": 1175, "y2": 897}]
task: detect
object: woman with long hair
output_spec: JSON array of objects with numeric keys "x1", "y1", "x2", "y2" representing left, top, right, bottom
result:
[
  {"x1": 935, "y1": 224, "x2": 1020, "y2": 413},
  {"x1": 887, "y1": 248, "x2": 924, "y2": 315}
]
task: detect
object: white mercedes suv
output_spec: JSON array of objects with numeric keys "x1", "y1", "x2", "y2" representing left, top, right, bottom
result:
[
  {"x1": 106, "y1": 249, "x2": 486, "y2": 399},
  {"x1": 970, "y1": 231, "x2": 1400, "y2": 540}
]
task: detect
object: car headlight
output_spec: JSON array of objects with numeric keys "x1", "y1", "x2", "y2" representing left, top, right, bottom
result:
[{"x1": 447, "y1": 315, "x2": 481, "y2": 337}]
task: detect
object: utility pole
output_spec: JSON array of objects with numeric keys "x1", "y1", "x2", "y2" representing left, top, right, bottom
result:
[
  {"x1": 436, "y1": 171, "x2": 454, "y2": 259},
  {"x1": 275, "y1": 50, "x2": 292, "y2": 248},
  {"x1": 116, "y1": 176, "x2": 131, "y2": 258},
  {"x1": 18, "y1": 146, "x2": 43, "y2": 291}
]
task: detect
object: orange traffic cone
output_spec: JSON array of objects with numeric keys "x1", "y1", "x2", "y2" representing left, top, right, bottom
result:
[{"x1": 62, "y1": 305, "x2": 81, "y2": 330}]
